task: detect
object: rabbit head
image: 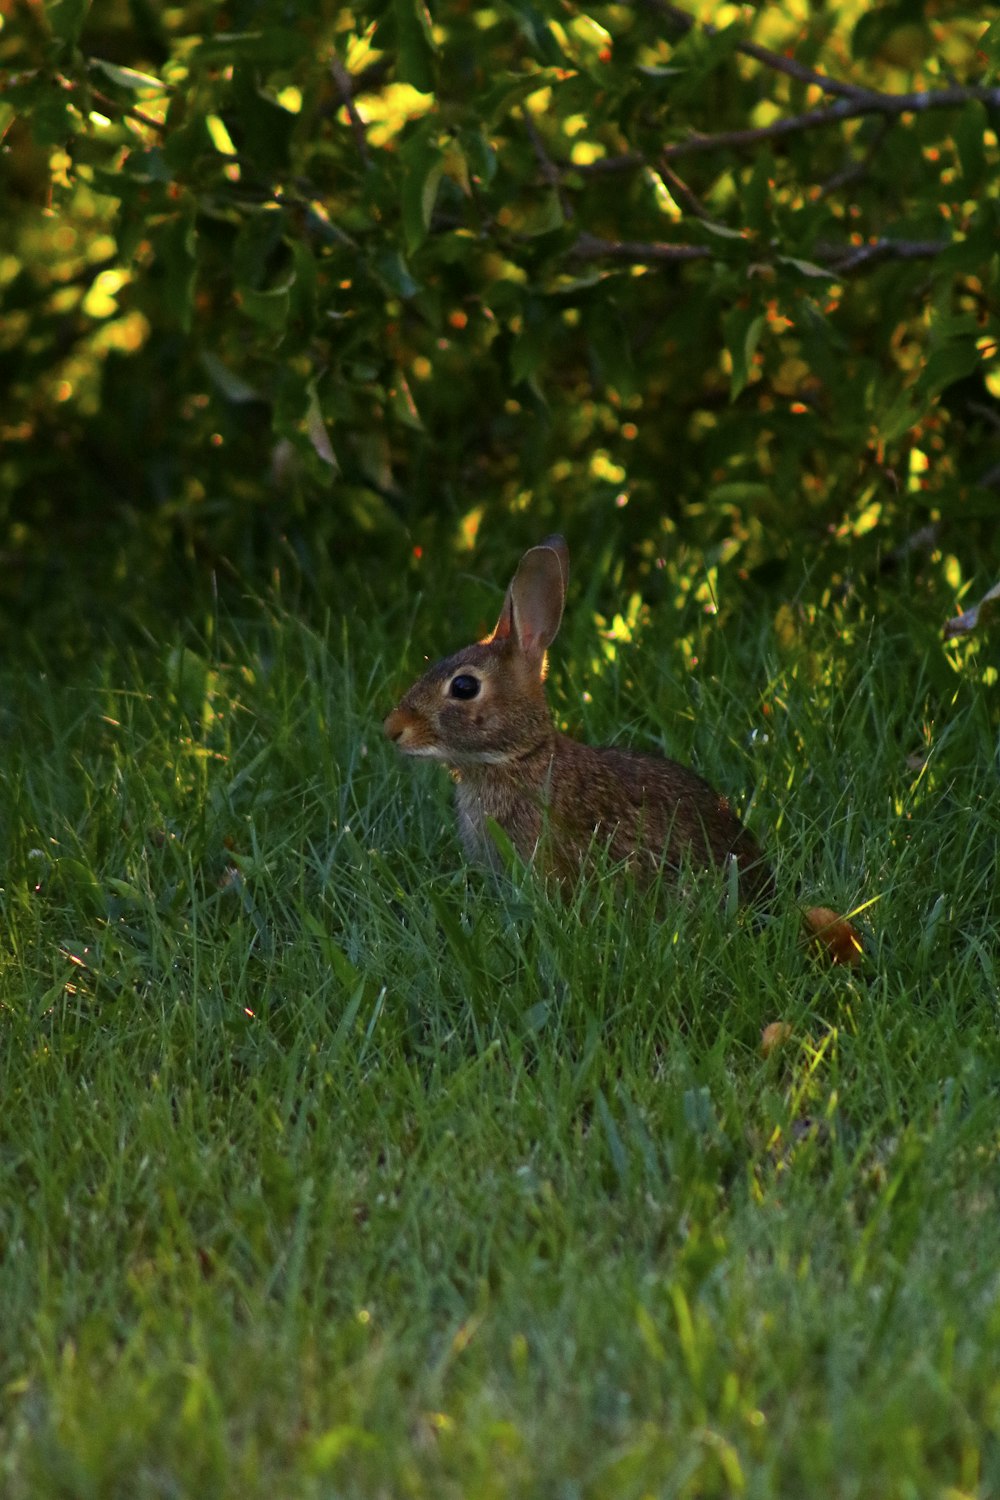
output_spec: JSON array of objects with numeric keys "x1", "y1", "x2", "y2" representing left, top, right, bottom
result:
[{"x1": 384, "y1": 535, "x2": 568, "y2": 767}]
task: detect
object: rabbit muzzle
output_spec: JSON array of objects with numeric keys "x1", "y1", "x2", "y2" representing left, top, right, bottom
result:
[{"x1": 384, "y1": 706, "x2": 442, "y2": 757}]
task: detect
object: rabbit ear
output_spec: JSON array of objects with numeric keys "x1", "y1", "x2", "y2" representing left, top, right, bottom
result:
[{"x1": 490, "y1": 536, "x2": 569, "y2": 659}]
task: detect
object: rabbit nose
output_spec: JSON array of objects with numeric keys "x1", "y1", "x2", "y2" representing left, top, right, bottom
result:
[{"x1": 384, "y1": 708, "x2": 407, "y2": 742}]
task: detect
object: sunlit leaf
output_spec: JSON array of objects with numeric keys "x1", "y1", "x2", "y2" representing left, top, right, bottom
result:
[
  {"x1": 980, "y1": 17, "x2": 1000, "y2": 73},
  {"x1": 479, "y1": 71, "x2": 560, "y2": 125},
  {"x1": 698, "y1": 220, "x2": 748, "y2": 242},
  {"x1": 777, "y1": 256, "x2": 837, "y2": 281},
  {"x1": 389, "y1": 370, "x2": 423, "y2": 430},
  {"x1": 635, "y1": 64, "x2": 685, "y2": 79},
  {"x1": 306, "y1": 386, "x2": 337, "y2": 466},
  {"x1": 89, "y1": 59, "x2": 164, "y2": 91}
]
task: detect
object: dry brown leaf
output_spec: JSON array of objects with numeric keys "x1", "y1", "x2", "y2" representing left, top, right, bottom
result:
[
  {"x1": 761, "y1": 1020, "x2": 794, "y2": 1057},
  {"x1": 802, "y1": 905, "x2": 864, "y2": 967},
  {"x1": 943, "y1": 580, "x2": 1000, "y2": 641}
]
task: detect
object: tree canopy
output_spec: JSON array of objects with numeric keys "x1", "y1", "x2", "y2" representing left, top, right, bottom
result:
[{"x1": 3, "y1": 0, "x2": 999, "y2": 627}]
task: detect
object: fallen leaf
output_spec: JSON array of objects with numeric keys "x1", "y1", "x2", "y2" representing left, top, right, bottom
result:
[
  {"x1": 803, "y1": 905, "x2": 864, "y2": 967},
  {"x1": 761, "y1": 1021, "x2": 793, "y2": 1057},
  {"x1": 943, "y1": 580, "x2": 1000, "y2": 640}
]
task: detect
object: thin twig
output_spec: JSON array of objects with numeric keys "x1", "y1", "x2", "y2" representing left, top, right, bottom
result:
[
  {"x1": 522, "y1": 108, "x2": 574, "y2": 221},
  {"x1": 330, "y1": 55, "x2": 370, "y2": 167},
  {"x1": 817, "y1": 237, "x2": 948, "y2": 273},
  {"x1": 638, "y1": 0, "x2": 876, "y2": 102},
  {"x1": 61, "y1": 77, "x2": 166, "y2": 133},
  {"x1": 661, "y1": 84, "x2": 1000, "y2": 160},
  {"x1": 657, "y1": 160, "x2": 714, "y2": 222},
  {"x1": 572, "y1": 152, "x2": 646, "y2": 178},
  {"x1": 569, "y1": 233, "x2": 711, "y2": 262},
  {"x1": 568, "y1": 231, "x2": 950, "y2": 274},
  {"x1": 819, "y1": 119, "x2": 892, "y2": 198},
  {"x1": 968, "y1": 400, "x2": 1000, "y2": 433}
]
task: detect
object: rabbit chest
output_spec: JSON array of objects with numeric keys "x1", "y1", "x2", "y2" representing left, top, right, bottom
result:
[{"x1": 451, "y1": 752, "x2": 558, "y2": 869}]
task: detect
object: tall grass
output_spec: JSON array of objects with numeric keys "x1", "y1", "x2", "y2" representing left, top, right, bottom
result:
[{"x1": 1, "y1": 562, "x2": 998, "y2": 1498}]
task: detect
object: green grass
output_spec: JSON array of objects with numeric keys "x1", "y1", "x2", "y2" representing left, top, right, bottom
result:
[{"x1": 2, "y1": 566, "x2": 999, "y2": 1499}]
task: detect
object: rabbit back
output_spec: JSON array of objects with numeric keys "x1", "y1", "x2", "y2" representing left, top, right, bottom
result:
[{"x1": 455, "y1": 730, "x2": 773, "y2": 904}]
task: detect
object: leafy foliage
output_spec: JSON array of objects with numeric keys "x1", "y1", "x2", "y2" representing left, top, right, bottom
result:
[{"x1": 3, "y1": 0, "x2": 1000, "y2": 625}]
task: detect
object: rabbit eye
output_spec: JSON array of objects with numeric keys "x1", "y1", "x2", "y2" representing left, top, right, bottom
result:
[{"x1": 449, "y1": 673, "x2": 480, "y2": 700}]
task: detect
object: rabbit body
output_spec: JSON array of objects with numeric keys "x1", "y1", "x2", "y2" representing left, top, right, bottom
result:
[{"x1": 385, "y1": 536, "x2": 773, "y2": 906}]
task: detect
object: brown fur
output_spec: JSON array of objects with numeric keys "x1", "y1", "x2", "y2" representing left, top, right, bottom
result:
[{"x1": 384, "y1": 535, "x2": 774, "y2": 908}]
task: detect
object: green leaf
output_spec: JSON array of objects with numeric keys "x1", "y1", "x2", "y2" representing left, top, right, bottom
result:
[
  {"x1": 519, "y1": 189, "x2": 565, "y2": 237},
  {"x1": 510, "y1": 302, "x2": 552, "y2": 386},
  {"x1": 954, "y1": 100, "x2": 987, "y2": 190},
  {"x1": 980, "y1": 17, "x2": 1000, "y2": 74},
  {"x1": 400, "y1": 133, "x2": 444, "y2": 251},
  {"x1": 506, "y1": 1, "x2": 569, "y2": 66},
  {"x1": 47, "y1": 0, "x2": 91, "y2": 45},
  {"x1": 89, "y1": 58, "x2": 163, "y2": 91},
  {"x1": 878, "y1": 391, "x2": 922, "y2": 443},
  {"x1": 479, "y1": 71, "x2": 558, "y2": 125},
  {"x1": 306, "y1": 384, "x2": 337, "y2": 466},
  {"x1": 201, "y1": 353, "x2": 261, "y2": 404},
  {"x1": 588, "y1": 307, "x2": 635, "y2": 399},
  {"x1": 707, "y1": 481, "x2": 773, "y2": 507},
  {"x1": 698, "y1": 219, "x2": 749, "y2": 242},
  {"x1": 190, "y1": 30, "x2": 310, "y2": 66},
  {"x1": 374, "y1": 249, "x2": 420, "y2": 298},
  {"x1": 722, "y1": 305, "x2": 764, "y2": 400},
  {"x1": 917, "y1": 339, "x2": 982, "y2": 400},
  {"x1": 233, "y1": 209, "x2": 288, "y2": 291},
  {"x1": 239, "y1": 283, "x2": 291, "y2": 335},
  {"x1": 155, "y1": 210, "x2": 197, "y2": 333},
  {"x1": 850, "y1": 7, "x2": 924, "y2": 62},
  {"x1": 777, "y1": 255, "x2": 837, "y2": 280},
  {"x1": 388, "y1": 370, "x2": 423, "y2": 431},
  {"x1": 743, "y1": 149, "x2": 773, "y2": 235},
  {"x1": 288, "y1": 240, "x2": 317, "y2": 334},
  {"x1": 16, "y1": 86, "x2": 77, "y2": 146},
  {"x1": 393, "y1": 0, "x2": 436, "y2": 91}
]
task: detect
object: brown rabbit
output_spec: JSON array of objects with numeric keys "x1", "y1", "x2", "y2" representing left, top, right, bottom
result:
[{"x1": 384, "y1": 534, "x2": 775, "y2": 908}]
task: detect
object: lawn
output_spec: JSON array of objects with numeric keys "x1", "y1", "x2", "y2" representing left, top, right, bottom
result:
[{"x1": 1, "y1": 558, "x2": 998, "y2": 1499}]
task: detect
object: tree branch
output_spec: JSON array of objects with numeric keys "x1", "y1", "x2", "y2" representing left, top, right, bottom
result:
[
  {"x1": 638, "y1": 0, "x2": 876, "y2": 102},
  {"x1": 661, "y1": 84, "x2": 1000, "y2": 160},
  {"x1": 330, "y1": 56, "x2": 370, "y2": 167},
  {"x1": 816, "y1": 237, "x2": 950, "y2": 273},
  {"x1": 568, "y1": 231, "x2": 949, "y2": 275},
  {"x1": 569, "y1": 233, "x2": 711, "y2": 263},
  {"x1": 522, "y1": 108, "x2": 574, "y2": 221},
  {"x1": 819, "y1": 119, "x2": 892, "y2": 198},
  {"x1": 59, "y1": 77, "x2": 166, "y2": 134},
  {"x1": 573, "y1": 152, "x2": 646, "y2": 178}
]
